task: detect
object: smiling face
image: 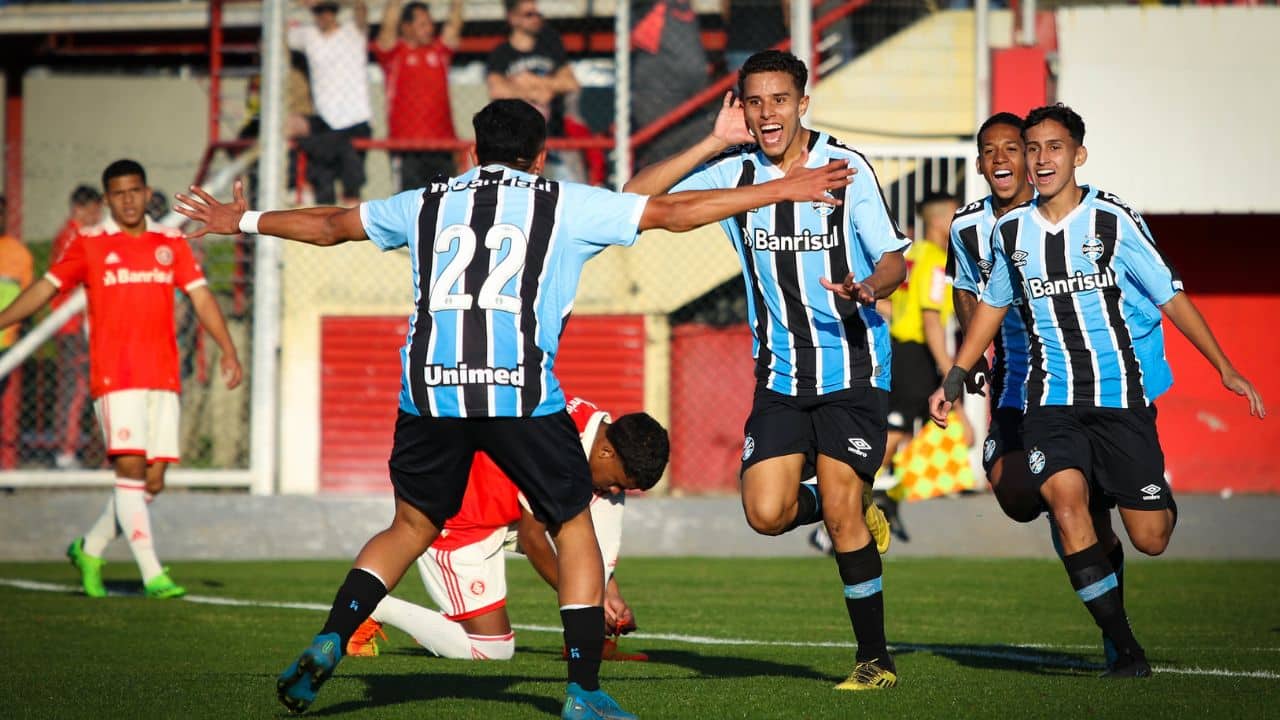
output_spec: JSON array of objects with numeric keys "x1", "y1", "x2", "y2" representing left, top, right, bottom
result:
[
  {"x1": 977, "y1": 122, "x2": 1030, "y2": 206},
  {"x1": 741, "y1": 70, "x2": 809, "y2": 162},
  {"x1": 104, "y1": 174, "x2": 149, "y2": 232},
  {"x1": 1024, "y1": 118, "x2": 1087, "y2": 203}
]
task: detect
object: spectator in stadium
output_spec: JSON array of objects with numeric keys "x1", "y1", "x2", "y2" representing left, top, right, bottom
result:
[
  {"x1": 632, "y1": 0, "x2": 714, "y2": 169},
  {"x1": 873, "y1": 191, "x2": 967, "y2": 539},
  {"x1": 50, "y1": 185, "x2": 104, "y2": 470},
  {"x1": 173, "y1": 97, "x2": 852, "y2": 717},
  {"x1": 722, "y1": 0, "x2": 788, "y2": 72},
  {"x1": 0, "y1": 160, "x2": 243, "y2": 601},
  {"x1": 0, "y1": 195, "x2": 33, "y2": 405},
  {"x1": 289, "y1": 0, "x2": 374, "y2": 205},
  {"x1": 486, "y1": 0, "x2": 586, "y2": 182},
  {"x1": 375, "y1": 0, "x2": 464, "y2": 192},
  {"x1": 930, "y1": 103, "x2": 1265, "y2": 678},
  {"x1": 347, "y1": 398, "x2": 663, "y2": 663}
]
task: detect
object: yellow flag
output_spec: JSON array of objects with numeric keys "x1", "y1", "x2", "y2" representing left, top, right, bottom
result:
[{"x1": 890, "y1": 414, "x2": 976, "y2": 502}]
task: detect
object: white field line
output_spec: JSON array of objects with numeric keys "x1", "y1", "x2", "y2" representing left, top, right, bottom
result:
[{"x1": 4, "y1": 578, "x2": 1278, "y2": 680}]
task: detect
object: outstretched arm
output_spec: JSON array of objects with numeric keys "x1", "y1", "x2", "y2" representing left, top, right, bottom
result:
[
  {"x1": 0, "y1": 278, "x2": 57, "y2": 332},
  {"x1": 819, "y1": 250, "x2": 907, "y2": 305},
  {"x1": 188, "y1": 286, "x2": 243, "y2": 390},
  {"x1": 375, "y1": 0, "x2": 401, "y2": 51},
  {"x1": 174, "y1": 181, "x2": 367, "y2": 246},
  {"x1": 638, "y1": 154, "x2": 853, "y2": 233},
  {"x1": 929, "y1": 301, "x2": 1008, "y2": 426},
  {"x1": 1162, "y1": 292, "x2": 1265, "y2": 418},
  {"x1": 623, "y1": 92, "x2": 755, "y2": 195},
  {"x1": 441, "y1": 0, "x2": 464, "y2": 49}
]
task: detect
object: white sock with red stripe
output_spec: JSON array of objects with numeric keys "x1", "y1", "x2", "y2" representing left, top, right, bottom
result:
[
  {"x1": 370, "y1": 595, "x2": 473, "y2": 659},
  {"x1": 114, "y1": 479, "x2": 163, "y2": 582},
  {"x1": 83, "y1": 494, "x2": 119, "y2": 557},
  {"x1": 468, "y1": 632, "x2": 515, "y2": 660}
]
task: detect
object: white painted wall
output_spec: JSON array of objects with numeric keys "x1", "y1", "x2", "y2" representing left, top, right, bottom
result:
[{"x1": 1055, "y1": 6, "x2": 1280, "y2": 213}]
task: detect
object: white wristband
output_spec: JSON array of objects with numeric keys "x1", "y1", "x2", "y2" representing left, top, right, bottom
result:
[{"x1": 238, "y1": 210, "x2": 263, "y2": 235}]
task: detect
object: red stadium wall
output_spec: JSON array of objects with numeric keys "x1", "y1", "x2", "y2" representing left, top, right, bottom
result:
[
  {"x1": 669, "y1": 325, "x2": 756, "y2": 493},
  {"x1": 318, "y1": 315, "x2": 646, "y2": 493}
]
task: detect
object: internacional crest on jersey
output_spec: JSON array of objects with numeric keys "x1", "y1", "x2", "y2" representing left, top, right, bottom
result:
[
  {"x1": 360, "y1": 165, "x2": 648, "y2": 418},
  {"x1": 946, "y1": 196, "x2": 1030, "y2": 410},
  {"x1": 672, "y1": 132, "x2": 909, "y2": 395},
  {"x1": 981, "y1": 186, "x2": 1183, "y2": 409}
]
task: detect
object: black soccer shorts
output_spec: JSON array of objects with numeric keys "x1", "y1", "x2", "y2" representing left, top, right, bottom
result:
[
  {"x1": 886, "y1": 340, "x2": 941, "y2": 433},
  {"x1": 982, "y1": 406, "x2": 1027, "y2": 474},
  {"x1": 388, "y1": 409, "x2": 594, "y2": 529},
  {"x1": 1021, "y1": 404, "x2": 1172, "y2": 511},
  {"x1": 740, "y1": 386, "x2": 889, "y2": 481}
]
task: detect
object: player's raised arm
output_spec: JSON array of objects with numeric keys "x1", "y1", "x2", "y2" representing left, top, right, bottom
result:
[
  {"x1": 638, "y1": 153, "x2": 852, "y2": 233},
  {"x1": 819, "y1": 250, "x2": 906, "y2": 306},
  {"x1": 174, "y1": 181, "x2": 368, "y2": 246},
  {"x1": 1161, "y1": 293, "x2": 1265, "y2": 418},
  {"x1": 623, "y1": 91, "x2": 754, "y2": 195}
]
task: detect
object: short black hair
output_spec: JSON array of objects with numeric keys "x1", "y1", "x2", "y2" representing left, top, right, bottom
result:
[
  {"x1": 918, "y1": 191, "x2": 958, "y2": 215},
  {"x1": 1024, "y1": 103, "x2": 1085, "y2": 145},
  {"x1": 606, "y1": 412, "x2": 669, "y2": 491},
  {"x1": 102, "y1": 159, "x2": 147, "y2": 189},
  {"x1": 312, "y1": 1, "x2": 339, "y2": 14},
  {"x1": 977, "y1": 112, "x2": 1024, "y2": 150},
  {"x1": 503, "y1": 0, "x2": 528, "y2": 13},
  {"x1": 70, "y1": 184, "x2": 102, "y2": 206},
  {"x1": 738, "y1": 49, "x2": 807, "y2": 97},
  {"x1": 473, "y1": 100, "x2": 546, "y2": 170},
  {"x1": 400, "y1": 1, "x2": 429, "y2": 24}
]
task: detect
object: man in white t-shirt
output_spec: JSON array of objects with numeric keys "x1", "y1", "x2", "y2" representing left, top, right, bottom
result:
[
  {"x1": 346, "y1": 398, "x2": 667, "y2": 663},
  {"x1": 288, "y1": 0, "x2": 373, "y2": 205}
]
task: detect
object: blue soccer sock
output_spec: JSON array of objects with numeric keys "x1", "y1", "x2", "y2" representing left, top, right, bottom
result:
[{"x1": 835, "y1": 541, "x2": 889, "y2": 663}]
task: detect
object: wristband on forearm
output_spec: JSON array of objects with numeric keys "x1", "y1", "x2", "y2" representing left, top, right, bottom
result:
[
  {"x1": 238, "y1": 210, "x2": 263, "y2": 235},
  {"x1": 942, "y1": 365, "x2": 969, "y2": 403}
]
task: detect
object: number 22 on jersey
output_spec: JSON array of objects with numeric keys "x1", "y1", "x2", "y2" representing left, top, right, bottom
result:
[{"x1": 429, "y1": 223, "x2": 527, "y2": 314}]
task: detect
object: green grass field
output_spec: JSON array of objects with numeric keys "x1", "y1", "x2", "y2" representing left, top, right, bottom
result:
[{"x1": 3, "y1": 557, "x2": 1276, "y2": 719}]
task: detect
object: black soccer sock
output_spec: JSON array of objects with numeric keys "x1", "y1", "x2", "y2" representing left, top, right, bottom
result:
[
  {"x1": 320, "y1": 568, "x2": 388, "y2": 648},
  {"x1": 784, "y1": 482, "x2": 823, "y2": 532},
  {"x1": 562, "y1": 605, "x2": 605, "y2": 691},
  {"x1": 835, "y1": 541, "x2": 889, "y2": 663},
  {"x1": 1106, "y1": 541, "x2": 1125, "y2": 606},
  {"x1": 1062, "y1": 543, "x2": 1143, "y2": 659}
]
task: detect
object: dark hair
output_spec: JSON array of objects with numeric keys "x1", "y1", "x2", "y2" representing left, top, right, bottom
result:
[
  {"x1": 1024, "y1": 103, "x2": 1085, "y2": 145},
  {"x1": 503, "y1": 0, "x2": 526, "y2": 13},
  {"x1": 738, "y1": 49, "x2": 808, "y2": 97},
  {"x1": 977, "y1": 112, "x2": 1024, "y2": 150},
  {"x1": 312, "y1": 1, "x2": 339, "y2": 14},
  {"x1": 70, "y1": 184, "x2": 102, "y2": 206},
  {"x1": 102, "y1": 159, "x2": 147, "y2": 189},
  {"x1": 918, "y1": 191, "x2": 958, "y2": 215},
  {"x1": 605, "y1": 413, "x2": 669, "y2": 491},
  {"x1": 473, "y1": 100, "x2": 546, "y2": 170},
  {"x1": 147, "y1": 189, "x2": 169, "y2": 221},
  {"x1": 400, "y1": 1, "x2": 429, "y2": 25}
]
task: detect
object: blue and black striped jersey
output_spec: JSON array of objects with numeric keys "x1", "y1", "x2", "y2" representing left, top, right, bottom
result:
[
  {"x1": 672, "y1": 131, "x2": 910, "y2": 395},
  {"x1": 982, "y1": 186, "x2": 1183, "y2": 409},
  {"x1": 360, "y1": 164, "x2": 648, "y2": 418},
  {"x1": 947, "y1": 196, "x2": 1031, "y2": 410}
]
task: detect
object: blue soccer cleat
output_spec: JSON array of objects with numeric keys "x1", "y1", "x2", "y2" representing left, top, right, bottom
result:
[
  {"x1": 561, "y1": 682, "x2": 638, "y2": 720},
  {"x1": 276, "y1": 632, "x2": 343, "y2": 714}
]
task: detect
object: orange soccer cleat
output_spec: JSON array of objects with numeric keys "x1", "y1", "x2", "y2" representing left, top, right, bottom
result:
[{"x1": 346, "y1": 618, "x2": 388, "y2": 658}]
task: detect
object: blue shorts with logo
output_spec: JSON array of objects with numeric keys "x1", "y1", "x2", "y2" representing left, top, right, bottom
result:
[{"x1": 1021, "y1": 404, "x2": 1171, "y2": 511}]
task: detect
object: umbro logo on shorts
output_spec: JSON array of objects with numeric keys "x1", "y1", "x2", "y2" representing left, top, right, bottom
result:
[
  {"x1": 1141, "y1": 484, "x2": 1162, "y2": 500},
  {"x1": 983, "y1": 437, "x2": 997, "y2": 463},
  {"x1": 742, "y1": 435, "x2": 755, "y2": 462},
  {"x1": 847, "y1": 438, "x2": 872, "y2": 458},
  {"x1": 1028, "y1": 449, "x2": 1046, "y2": 475}
]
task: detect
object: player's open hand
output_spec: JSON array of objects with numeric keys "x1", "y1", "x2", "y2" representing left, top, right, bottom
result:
[
  {"x1": 819, "y1": 273, "x2": 876, "y2": 305},
  {"x1": 1222, "y1": 367, "x2": 1266, "y2": 418},
  {"x1": 712, "y1": 91, "x2": 754, "y2": 147},
  {"x1": 928, "y1": 386, "x2": 952, "y2": 427},
  {"x1": 221, "y1": 351, "x2": 244, "y2": 390},
  {"x1": 174, "y1": 180, "x2": 250, "y2": 239}
]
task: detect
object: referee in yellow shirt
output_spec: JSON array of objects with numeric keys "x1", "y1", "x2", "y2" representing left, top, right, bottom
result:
[{"x1": 877, "y1": 192, "x2": 963, "y2": 537}]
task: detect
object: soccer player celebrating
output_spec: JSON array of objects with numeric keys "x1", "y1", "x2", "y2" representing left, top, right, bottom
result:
[
  {"x1": 0, "y1": 159, "x2": 243, "y2": 599},
  {"x1": 348, "y1": 397, "x2": 664, "y2": 663},
  {"x1": 930, "y1": 104, "x2": 1266, "y2": 678},
  {"x1": 176, "y1": 98, "x2": 853, "y2": 718},
  {"x1": 624, "y1": 50, "x2": 908, "y2": 690}
]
